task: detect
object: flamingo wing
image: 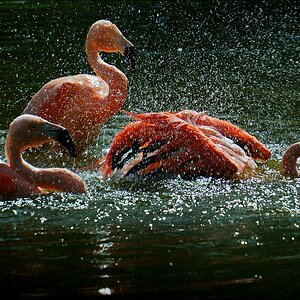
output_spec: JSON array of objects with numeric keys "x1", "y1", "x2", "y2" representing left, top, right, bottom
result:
[
  {"x1": 175, "y1": 110, "x2": 271, "y2": 162},
  {"x1": 101, "y1": 112, "x2": 257, "y2": 180},
  {"x1": 24, "y1": 80, "x2": 79, "y2": 124},
  {"x1": 23, "y1": 75, "x2": 111, "y2": 153},
  {"x1": 101, "y1": 121, "x2": 169, "y2": 179}
]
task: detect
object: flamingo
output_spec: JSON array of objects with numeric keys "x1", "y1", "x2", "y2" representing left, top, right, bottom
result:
[
  {"x1": 23, "y1": 20, "x2": 135, "y2": 155},
  {"x1": 101, "y1": 110, "x2": 272, "y2": 180},
  {"x1": 281, "y1": 143, "x2": 300, "y2": 177},
  {"x1": 0, "y1": 114, "x2": 86, "y2": 200}
]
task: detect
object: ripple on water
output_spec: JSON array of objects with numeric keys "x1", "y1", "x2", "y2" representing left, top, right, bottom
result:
[{"x1": 1, "y1": 170, "x2": 299, "y2": 231}]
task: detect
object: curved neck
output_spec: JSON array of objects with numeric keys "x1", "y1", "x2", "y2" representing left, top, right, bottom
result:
[
  {"x1": 85, "y1": 41, "x2": 129, "y2": 122},
  {"x1": 281, "y1": 143, "x2": 300, "y2": 177},
  {"x1": 5, "y1": 136, "x2": 85, "y2": 193},
  {"x1": 85, "y1": 40, "x2": 128, "y2": 91},
  {"x1": 5, "y1": 136, "x2": 36, "y2": 184}
]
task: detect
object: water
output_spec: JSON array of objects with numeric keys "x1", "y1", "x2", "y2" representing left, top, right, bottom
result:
[{"x1": 0, "y1": 0, "x2": 300, "y2": 298}]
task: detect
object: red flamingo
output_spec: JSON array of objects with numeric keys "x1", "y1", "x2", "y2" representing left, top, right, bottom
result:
[
  {"x1": 0, "y1": 114, "x2": 86, "y2": 200},
  {"x1": 101, "y1": 110, "x2": 272, "y2": 180},
  {"x1": 23, "y1": 20, "x2": 135, "y2": 155}
]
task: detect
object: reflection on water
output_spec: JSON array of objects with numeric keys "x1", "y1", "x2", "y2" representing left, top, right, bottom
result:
[{"x1": 0, "y1": 0, "x2": 300, "y2": 298}]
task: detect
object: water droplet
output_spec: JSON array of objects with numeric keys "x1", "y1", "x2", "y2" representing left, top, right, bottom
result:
[{"x1": 98, "y1": 288, "x2": 112, "y2": 295}]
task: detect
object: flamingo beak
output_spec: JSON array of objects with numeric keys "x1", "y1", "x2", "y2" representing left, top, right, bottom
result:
[
  {"x1": 44, "y1": 124, "x2": 77, "y2": 158},
  {"x1": 54, "y1": 129, "x2": 77, "y2": 158},
  {"x1": 124, "y1": 45, "x2": 136, "y2": 70}
]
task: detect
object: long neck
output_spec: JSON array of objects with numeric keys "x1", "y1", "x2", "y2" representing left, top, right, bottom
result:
[
  {"x1": 5, "y1": 136, "x2": 86, "y2": 193},
  {"x1": 85, "y1": 41, "x2": 128, "y2": 123},
  {"x1": 281, "y1": 143, "x2": 300, "y2": 177},
  {"x1": 5, "y1": 136, "x2": 36, "y2": 184},
  {"x1": 85, "y1": 40, "x2": 128, "y2": 96}
]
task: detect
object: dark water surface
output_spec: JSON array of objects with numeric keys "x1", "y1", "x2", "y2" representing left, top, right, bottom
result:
[{"x1": 1, "y1": 0, "x2": 300, "y2": 298}]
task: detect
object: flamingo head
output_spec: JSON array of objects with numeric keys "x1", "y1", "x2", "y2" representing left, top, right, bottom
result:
[
  {"x1": 8, "y1": 114, "x2": 77, "y2": 158},
  {"x1": 86, "y1": 20, "x2": 136, "y2": 69}
]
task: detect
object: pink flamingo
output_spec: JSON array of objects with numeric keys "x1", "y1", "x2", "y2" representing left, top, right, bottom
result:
[
  {"x1": 23, "y1": 20, "x2": 135, "y2": 155},
  {"x1": 281, "y1": 143, "x2": 300, "y2": 177},
  {"x1": 101, "y1": 110, "x2": 272, "y2": 180},
  {"x1": 0, "y1": 114, "x2": 86, "y2": 200}
]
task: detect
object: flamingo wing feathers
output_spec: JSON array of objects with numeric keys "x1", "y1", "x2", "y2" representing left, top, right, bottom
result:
[
  {"x1": 175, "y1": 110, "x2": 271, "y2": 162},
  {"x1": 24, "y1": 80, "x2": 78, "y2": 124},
  {"x1": 101, "y1": 111, "x2": 266, "y2": 180}
]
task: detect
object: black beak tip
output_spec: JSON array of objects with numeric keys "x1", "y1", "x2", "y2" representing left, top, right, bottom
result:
[
  {"x1": 124, "y1": 45, "x2": 136, "y2": 70},
  {"x1": 68, "y1": 146, "x2": 77, "y2": 159},
  {"x1": 56, "y1": 129, "x2": 77, "y2": 158}
]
